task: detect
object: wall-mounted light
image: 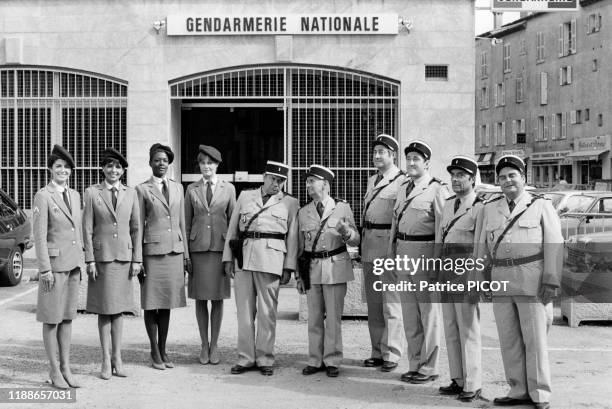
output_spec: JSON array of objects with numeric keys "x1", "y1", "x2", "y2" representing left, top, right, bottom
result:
[
  {"x1": 398, "y1": 17, "x2": 413, "y2": 33},
  {"x1": 153, "y1": 19, "x2": 166, "y2": 34},
  {"x1": 475, "y1": 36, "x2": 503, "y2": 46}
]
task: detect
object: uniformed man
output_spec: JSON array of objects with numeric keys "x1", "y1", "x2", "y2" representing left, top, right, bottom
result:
[
  {"x1": 361, "y1": 134, "x2": 405, "y2": 372},
  {"x1": 388, "y1": 140, "x2": 449, "y2": 384},
  {"x1": 474, "y1": 155, "x2": 563, "y2": 409},
  {"x1": 297, "y1": 165, "x2": 360, "y2": 378},
  {"x1": 436, "y1": 155, "x2": 483, "y2": 402},
  {"x1": 222, "y1": 161, "x2": 299, "y2": 376}
]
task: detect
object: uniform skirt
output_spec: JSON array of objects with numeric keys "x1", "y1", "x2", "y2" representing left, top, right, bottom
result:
[
  {"x1": 36, "y1": 267, "x2": 80, "y2": 324},
  {"x1": 86, "y1": 261, "x2": 134, "y2": 315},
  {"x1": 141, "y1": 253, "x2": 186, "y2": 310},
  {"x1": 188, "y1": 251, "x2": 230, "y2": 300}
]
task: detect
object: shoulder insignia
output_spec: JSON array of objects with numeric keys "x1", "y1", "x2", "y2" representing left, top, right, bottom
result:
[
  {"x1": 484, "y1": 195, "x2": 503, "y2": 205},
  {"x1": 429, "y1": 177, "x2": 442, "y2": 185},
  {"x1": 446, "y1": 195, "x2": 457, "y2": 201},
  {"x1": 33, "y1": 206, "x2": 40, "y2": 215},
  {"x1": 333, "y1": 197, "x2": 347, "y2": 203},
  {"x1": 473, "y1": 196, "x2": 483, "y2": 205}
]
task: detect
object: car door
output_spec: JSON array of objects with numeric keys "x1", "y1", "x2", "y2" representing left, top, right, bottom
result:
[
  {"x1": 577, "y1": 197, "x2": 612, "y2": 235},
  {"x1": 559, "y1": 195, "x2": 597, "y2": 238}
]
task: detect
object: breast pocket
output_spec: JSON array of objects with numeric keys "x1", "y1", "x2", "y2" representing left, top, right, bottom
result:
[
  {"x1": 327, "y1": 218, "x2": 340, "y2": 237},
  {"x1": 409, "y1": 201, "x2": 433, "y2": 220},
  {"x1": 270, "y1": 207, "x2": 288, "y2": 230},
  {"x1": 514, "y1": 219, "x2": 542, "y2": 244}
]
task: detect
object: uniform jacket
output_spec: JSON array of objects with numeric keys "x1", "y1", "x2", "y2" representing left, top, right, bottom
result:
[
  {"x1": 389, "y1": 173, "x2": 449, "y2": 277},
  {"x1": 82, "y1": 183, "x2": 142, "y2": 263},
  {"x1": 185, "y1": 178, "x2": 236, "y2": 253},
  {"x1": 474, "y1": 191, "x2": 564, "y2": 296},
  {"x1": 136, "y1": 177, "x2": 189, "y2": 258},
  {"x1": 435, "y1": 191, "x2": 484, "y2": 285},
  {"x1": 361, "y1": 166, "x2": 405, "y2": 262},
  {"x1": 298, "y1": 197, "x2": 360, "y2": 284},
  {"x1": 222, "y1": 188, "x2": 299, "y2": 275},
  {"x1": 32, "y1": 183, "x2": 84, "y2": 273}
]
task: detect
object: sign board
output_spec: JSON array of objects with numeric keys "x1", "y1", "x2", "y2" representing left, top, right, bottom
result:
[
  {"x1": 531, "y1": 150, "x2": 571, "y2": 161},
  {"x1": 491, "y1": 0, "x2": 579, "y2": 12},
  {"x1": 576, "y1": 135, "x2": 611, "y2": 151},
  {"x1": 501, "y1": 149, "x2": 526, "y2": 158},
  {"x1": 167, "y1": 14, "x2": 399, "y2": 36}
]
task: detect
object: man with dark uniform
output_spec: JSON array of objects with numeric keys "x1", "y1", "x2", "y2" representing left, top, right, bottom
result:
[
  {"x1": 475, "y1": 155, "x2": 563, "y2": 409},
  {"x1": 296, "y1": 165, "x2": 360, "y2": 378},
  {"x1": 223, "y1": 161, "x2": 299, "y2": 376},
  {"x1": 389, "y1": 140, "x2": 449, "y2": 384},
  {"x1": 361, "y1": 134, "x2": 405, "y2": 372},
  {"x1": 436, "y1": 155, "x2": 483, "y2": 402}
]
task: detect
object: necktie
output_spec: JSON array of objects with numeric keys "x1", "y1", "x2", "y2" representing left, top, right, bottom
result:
[
  {"x1": 111, "y1": 187, "x2": 118, "y2": 210},
  {"x1": 206, "y1": 181, "x2": 213, "y2": 204},
  {"x1": 262, "y1": 194, "x2": 270, "y2": 205},
  {"x1": 316, "y1": 201, "x2": 324, "y2": 218},
  {"x1": 406, "y1": 181, "x2": 415, "y2": 197},
  {"x1": 454, "y1": 199, "x2": 461, "y2": 214},
  {"x1": 508, "y1": 200, "x2": 515, "y2": 213},
  {"x1": 62, "y1": 190, "x2": 72, "y2": 213},
  {"x1": 162, "y1": 180, "x2": 169, "y2": 204},
  {"x1": 374, "y1": 173, "x2": 383, "y2": 186}
]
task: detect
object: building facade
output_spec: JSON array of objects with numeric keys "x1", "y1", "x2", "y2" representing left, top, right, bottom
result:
[
  {"x1": 0, "y1": 0, "x2": 474, "y2": 219},
  {"x1": 475, "y1": 0, "x2": 611, "y2": 186}
]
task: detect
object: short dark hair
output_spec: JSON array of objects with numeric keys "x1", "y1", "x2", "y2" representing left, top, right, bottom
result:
[
  {"x1": 47, "y1": 154, "x2": 73, "y2": 169},
  {"x1": 101, "y1": 157, "x2": 123, "y2": 168},
  {"x1": 197, "y1": 152, "x2": 219, "y2": 165}
]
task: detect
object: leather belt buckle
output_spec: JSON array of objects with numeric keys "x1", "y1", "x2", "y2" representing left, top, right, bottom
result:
[
  {"x1": 320, "y1": 250, "x2": 330, "y2": 258},
  {"x1": 252, "y1": 232, "x2": 261, "y2": 239},
  {"x1": 501, "y1": 258, "x2": 514, "y2": 267}
]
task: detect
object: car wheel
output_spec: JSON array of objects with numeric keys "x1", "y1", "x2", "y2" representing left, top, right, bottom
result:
[{"x1": 1, "y1": 247, "x2": 23, "y2": 286}]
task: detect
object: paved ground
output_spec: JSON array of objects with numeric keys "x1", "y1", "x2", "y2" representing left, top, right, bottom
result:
[{"x1": 1, "y1": 278, "x2": 612, "y2": 409}]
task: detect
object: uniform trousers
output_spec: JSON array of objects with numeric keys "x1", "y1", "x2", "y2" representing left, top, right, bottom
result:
[
  {"x1": 493, "y1": 296, "x2": 552, "y2": 403},
  {"x1": 442, "y1": 301, "x2": 482, "y2": 392},
  {"x1": 363, "y1": 262, "x2": 404, "y2": 363},
  {"x1": 234, "y1": 270, "x2": 280, "y2": 367},
  {"x1": 307, "y1": 283, "x2": 347, "y2": 368}
]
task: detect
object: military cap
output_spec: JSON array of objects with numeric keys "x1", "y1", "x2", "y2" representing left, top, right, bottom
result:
[
  {"x1": 47, "y1": 144, "x2": 75, "y2": 169},
  {"x1": 264, "y1": 160, "x2": 289, "y2": 180},
  {"x1": 496, "y1": 154, "x2": 525, "y2": 175},
  {"x1": 149, "y1": 143, "x2": 174, "y2": 164},
  {"x1": 306, "y1": 164, "x2": 335, "y2": 182},
  {"x1": 447, "y1": 155, "x2": 478, "y2": 175},
  {"x1": 404, "y1": 140, "x2": 432, "y2": 160},
  {"x1": 373, "y1": 134, "x2": 400, "y2": 152},
  {"x1": 198, "y1": 145, "x2": 222, "y2": 163},
  {"x1": 101, "y1": 147, "x2": 128, "y2": 168}
]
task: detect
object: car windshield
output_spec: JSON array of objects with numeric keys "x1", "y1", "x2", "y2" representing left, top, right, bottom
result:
[
  {"x1": 564, "y1": 195, "x2": 596, "y2": 213},
  {"x1": 544, "y1": 193, "x2": 564, "y2": 208}
]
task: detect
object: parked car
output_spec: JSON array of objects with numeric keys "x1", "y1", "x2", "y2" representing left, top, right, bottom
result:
[
  {"x1": 559, "y1": 192, "x2": 612, "y2": 239},
  {"x1": 0, "y1": 188, "x2": 32, "y2": 286},
  {"x1": 475, "y1": 184, "x2": 536, "y2": 201},
  {"x1": 543, "y1": 190, "x2": 609, "y2": 215}
]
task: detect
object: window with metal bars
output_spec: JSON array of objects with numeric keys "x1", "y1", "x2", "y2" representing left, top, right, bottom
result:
[
  {"x1": 0, "y1": 67, "x2": 127, "y2": 209},
  {"x1": 425, "y1": 65, "x2": 448, "y2": 81}
]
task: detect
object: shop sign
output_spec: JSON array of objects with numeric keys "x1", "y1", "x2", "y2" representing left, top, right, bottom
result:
[
  {"x1": 491, "y1": 0, "x2": 578, "y2": 12},
  {"x1": 501, "y1": 149, "x2": 526, "y2": 159},
  {"x1": 575, "y1": 135, "x2": 611, "y2": 152},
  {"x1": 531, "y1": 150, "x2": 571, "y2": 161},
  {"x1": 167, "y1": 14, "x2": 399, "y2": 36}
]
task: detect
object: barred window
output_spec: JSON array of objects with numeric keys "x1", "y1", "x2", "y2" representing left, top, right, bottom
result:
[
  {"x1": 0, "y1": 67, "x2": 127, "y2": 209},
  {"x1": 424, "y1": 65, "x2": 448, "y2": 81}
]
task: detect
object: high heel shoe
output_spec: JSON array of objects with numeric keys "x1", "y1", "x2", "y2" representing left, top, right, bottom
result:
[
  {"x1": 100, "y1": 360, "x2": 112, "y2": 380},
  {"x1": 60, "y1": 370, "x2": 81, "y2": 388},
  {"x1": 160, "y1": 354, "x2": 174, "y2": 369},
  {"x1": 209, "y1": 347, "x2": 220, "y2": 365},
  {"x1": 150, "y1": 354, "x2": 165, "y2": 370},
  {"x1": 47, "y1": 371, "x2": 69, "y2": 390},
  {"x1": 111, "y1": 358, "x2": 128, "y2": 377}
]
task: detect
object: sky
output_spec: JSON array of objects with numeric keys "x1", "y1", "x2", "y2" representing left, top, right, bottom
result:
[{"x1": 474, "y1": 0, "x2": 520, "y2": 35}]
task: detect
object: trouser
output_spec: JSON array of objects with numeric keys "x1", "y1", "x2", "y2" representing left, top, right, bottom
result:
[
  {"x1": 363, "y1": 261, "x2": 404, "y2": 362},
  {"x1": 493, "y1": 296, "x2": 552, "y2": 403},
  {"x1": 307, "y1": 283, "x2": 347, "y2": 367},
  {"x1": 442, "y1": 301, "x2": 482, "y2": 392},
  {"x1": 234, "y1": 270, "x2": 280, "y2": 367}
]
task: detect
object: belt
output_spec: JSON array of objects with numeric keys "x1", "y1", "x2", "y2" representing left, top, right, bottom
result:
[
  {"x1": 442, "y1": 245, "x2": 474, "y2": 256},
  {"x1": 396, "y1": 233, "x2": 435, "y2": 242},
  {"x1": 493, "y1": 252, "x2": 544, "y2": 267},
  {"x1": 243, "y1": 231, "x2": 286, "y2": 240},
  {"x1": 363, "y1": 221, "x2": 392, "y2": 230},
  {"x1": 303, "y1": 245, "x2": 348, "y2": 259}
]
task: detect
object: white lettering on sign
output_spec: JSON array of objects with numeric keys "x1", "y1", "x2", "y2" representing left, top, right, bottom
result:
[
  {"x1": 491, "y1": 0, "x2": 578, "y2": 12},
  {"x1": 167, "y1": 14, "x2": 399, "y2": 36}
]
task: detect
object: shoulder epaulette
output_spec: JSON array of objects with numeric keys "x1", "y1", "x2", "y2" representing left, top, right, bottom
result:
[
  {"x1": 484, "y1": 195, "x2": 503, "y2": 205},
  {"x1": 429, "y1": 177, "x2": 446, "y2": 185},
  {"x1": 282, "y1": 191, "x2": 294, "y2": 198},
  {"x1": 446, "y1": 195, "x2": 457, "y2": 201},
  {"x1": 473, "y1": 196, "x2": 483, "y2": 205},
  {"x1": 333, "y1": 197, "x2": 348, "y2": 203},
  {"x1": 531, "y1": 193, "x2": 547, "y2": 200}
]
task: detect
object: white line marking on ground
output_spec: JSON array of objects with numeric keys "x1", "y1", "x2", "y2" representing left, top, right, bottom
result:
[{"x1": 0, "y1": 286, "x2": 37, "y2": 307}]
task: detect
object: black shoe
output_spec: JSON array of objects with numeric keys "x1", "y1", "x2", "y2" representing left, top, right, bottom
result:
[
  {"x1": 458, "y1": 389, "x2": 482, "y2": 402},
  {"x1": 380, "y1": 361, "x2": 398, "y2": 372},
  {"x1": 409, "y1": 373, "x2": 439, "y2": 384},
  {"x1": 326, "y1": 366, "x2": 339, "y2": 377},
  {"x1": 400, "y1": 371, "x2": 419, "y2": 382},
  {"x1": 259, "y1": 366, "x2": 273, "y2": 376},
  {"x1": 534, "y1": 403, "x2": 550, "y2": 409},
  {"x1": 439, "y1": 380, "x2": 463, "y2": 395},
  {"x1": 363, "y1": 358, "x2": 384, "y2": 367},
  {"x1": 493, "y1": 396, "x2": 532, "y2": 406},
  {"x1": 302, "y1": 365, "x2": 325, "y2": 375},
  {"x1": 230, "y1": 364, "x2": 253, "y2": 375}
]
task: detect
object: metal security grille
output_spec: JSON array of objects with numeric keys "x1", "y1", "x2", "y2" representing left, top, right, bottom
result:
[
  {"x1": 0, "y1": 67, "x2": 127, "y2": 209},
  {"x1": 170, "y1": 65, "x2": 399, "y2": 225}
]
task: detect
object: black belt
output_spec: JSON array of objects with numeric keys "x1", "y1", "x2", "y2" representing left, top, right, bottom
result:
[
  {"x1": 493, "y1": 253, "x2": 544, "y2": 267},
  {"x1": 243, "y1": 231, "x2": 286, "y2": 240},
  {"x1": 363, "y1": 221, "x2": 392, "y2": 230},
  {"x1": 303, "y1": 245, "x2": 347, "y2": 259},
  {"x1": 442, "y1": 245, "x2": 474, "y2": 256},
  {"x1": 396, "y1": 233, "x2": 435, "y2": 242}
]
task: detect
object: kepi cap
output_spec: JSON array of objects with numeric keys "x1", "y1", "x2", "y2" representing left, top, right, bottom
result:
[
  {"x1": 101, "y1": 147, "x2": 128, "y2": 168},
  {"x1": 149, "y1": 143, "x2": 174, "y2": 164},
  {"x1": 447, "y1": 155, "x2": 478, "y2": 175},
  {"x1": 373, "y1": 134, "x2": 399, "y2": 152},
  {"x1": 48, "y1": 144, "x2": 75, "y2": 169},
  {"x1": 404, "y1": 140, "x2": 432, "y2": 160},
  {"x1": 264, "y1": 160, "x2": 289, "y2": 180},
  {"x1": 198, "y1": 145, "x2": 222, "y2": 163},
  {"x1": 496, "y1": 155, "x2": 525, "y2": 175},
  {"x1": 306, "y1": 164, "x2": 335, "y2": 182}
]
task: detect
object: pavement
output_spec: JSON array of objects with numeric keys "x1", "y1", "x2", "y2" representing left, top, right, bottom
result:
[{"x1": 0, "y1": 278, "x2": 612, "y2": 409}]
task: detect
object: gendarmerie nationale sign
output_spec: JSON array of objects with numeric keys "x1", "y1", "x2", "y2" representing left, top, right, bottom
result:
[
  {"x1": 491, "y1": 0, "x2": 579, "y2": 12},
  {"x1": 166, "y1": 14, "x2": 399, "y2": 35}
]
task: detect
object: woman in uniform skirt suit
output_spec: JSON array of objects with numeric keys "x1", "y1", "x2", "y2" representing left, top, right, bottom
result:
[
  {"x1": 185, "y1": 145, "x2": 235, "y2": 365},
  {"x1": 33, "y1": 144, "x2": 84, "y2": 389},
  {"x1": 136, "y1": 143, "x2": 191, "y2": 370},
  {"x1": 82, "y1": 148, "x2": 142, "y2": 379}
]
